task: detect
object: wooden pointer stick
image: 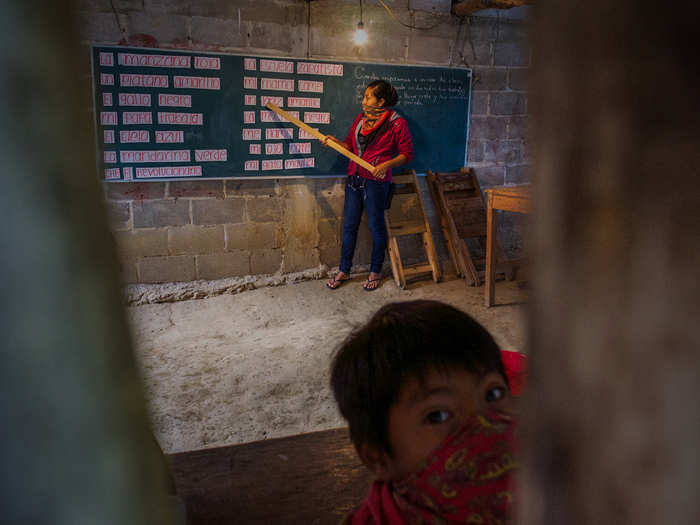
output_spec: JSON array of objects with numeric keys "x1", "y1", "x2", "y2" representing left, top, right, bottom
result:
[{"x1": 265, "y1": 102, "x2": 377, "y2": 175}]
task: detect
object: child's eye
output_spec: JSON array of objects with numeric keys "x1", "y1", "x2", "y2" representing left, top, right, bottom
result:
[
  {"x1": 486, "y1": 386, "x2": 506, "y2": 402},
  {"x1": 426, "y1": 410, "x2": 451, "y2": 424}
]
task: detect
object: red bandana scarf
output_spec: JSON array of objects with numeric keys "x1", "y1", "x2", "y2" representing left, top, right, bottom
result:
[
  {"x1": 360, "y1": 107, "x2": 391, "y2": 135},
  {"x1": 348, "y1": 410, "x2": 518, "y2": 525}
]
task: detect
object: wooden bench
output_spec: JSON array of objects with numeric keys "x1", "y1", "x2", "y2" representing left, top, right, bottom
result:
[{"x1": 167, "y1": 428, "x2": 373, "y2": 525}]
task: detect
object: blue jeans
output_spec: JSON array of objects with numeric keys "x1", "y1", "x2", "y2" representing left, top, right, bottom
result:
[{"x1": 340, "y1": 176, "x2": 391, "y2": 274}]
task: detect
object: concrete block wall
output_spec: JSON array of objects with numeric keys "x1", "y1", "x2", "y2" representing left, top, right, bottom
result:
[
  {"x1": 105, "y1": 178, "x2": 352, "y2": 283},
  {"x1": 76, "y1": 0, "x2": 531, "y2": 283}
]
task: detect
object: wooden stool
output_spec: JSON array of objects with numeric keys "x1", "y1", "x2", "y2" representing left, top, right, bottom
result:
[{"x1": 384, "y1": 170, "x2": 441, "y2": 289}]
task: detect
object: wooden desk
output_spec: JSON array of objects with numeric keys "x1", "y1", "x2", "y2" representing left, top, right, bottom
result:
[{"x1": 485, "y1": 185, "x2": 530, "y2": 307}]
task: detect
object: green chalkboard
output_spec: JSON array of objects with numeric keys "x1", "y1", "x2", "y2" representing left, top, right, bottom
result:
[{"x1": 92, "y1": 46, "x2": 471, "y2": 181}]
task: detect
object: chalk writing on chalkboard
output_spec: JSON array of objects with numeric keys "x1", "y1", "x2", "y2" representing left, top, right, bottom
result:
[{"x1": 92, "y1": 47, "x2": 471, "y2": 181}]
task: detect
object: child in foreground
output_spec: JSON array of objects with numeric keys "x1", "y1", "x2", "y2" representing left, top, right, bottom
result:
[{"x1": 330, "y1": 300, "x2": 526, "y2": 524}]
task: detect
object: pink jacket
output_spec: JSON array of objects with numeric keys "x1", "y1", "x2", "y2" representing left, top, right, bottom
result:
[{"x1": 343, "y1": 111, "x2": 413, "y2": 183}]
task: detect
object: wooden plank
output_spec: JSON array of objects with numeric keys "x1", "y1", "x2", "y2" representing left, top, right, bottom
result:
[
  {"x1": 385, "y1": 212, "x2": 402, "y2": 288},
  {"x1": 427, "y1": 170, "x2": 463, "y2": 277},
  {"x1": 391, "y1": 236, "x2": 407, "y2": 288},
  {"x1": 485, "y1": 190, "x2": 497, "y2": 306},
  {"x1": 389, "y1": 221, "x2": 427, "y2": 236},
  {"x1": 458, "y1": 237, "x2": 481, "y2": 285},
  {"x1": 489, "y1": 186, "x2": 530, "y2": 196},
  {"x1": 422, "y1": 231, "x2": 441, "y2": 282},
  {"x1": 443, "y1": 197, "x2": 484, "y2": 211},
  {"x1": 411, "y1": 171, "x2": 441, "y2": 283},
  {"x1": 439, "y1": 183, "x2": 474, "y2": 282},
  {"x1": 167, "y1": 428, "x2": 373, "y2": 525},
  {"x1": 460, "y1": 167, "x2": 491, "y2": 286},
  {"x1": 442, "y1": 181, "x2": 477, "y2": 192},
  {"x1": 437, "y1": 177, "x2": 480, "y2": 285},
  {"x1": 265, "y1": 103, "x2": 378, "y2": 176},
  {"x1": 402, "y1": 263, "x2": 435, "y2": 276},
  {"x1": 492, "y1": 192, "x2": 530, "y2": 214}
]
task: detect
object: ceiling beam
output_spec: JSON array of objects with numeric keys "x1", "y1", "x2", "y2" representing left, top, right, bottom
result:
[{"x1": 453, "y1": 0, "x2": 532, "y2": 17}]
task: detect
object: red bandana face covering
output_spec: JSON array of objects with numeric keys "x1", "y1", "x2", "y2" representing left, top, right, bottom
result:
[
  {"x1": 348, "y1": 410, "x2": 518, "y2": 525},
  {"x1": 360, "y1": 108, "x2": 390, "y2": 135}
]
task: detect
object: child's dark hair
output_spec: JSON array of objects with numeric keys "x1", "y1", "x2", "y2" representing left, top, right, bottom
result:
[
  {"x1": 330, "y1": 300, "x2": 506, "y2": 455},
  {"x1": 367, "y1": 79, "x2": 398, "y2": 107}
]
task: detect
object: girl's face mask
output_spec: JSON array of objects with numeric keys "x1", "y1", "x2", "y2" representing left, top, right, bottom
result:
[
  {"x1": 362, "y1": 87, "x2": 386, "y2": 118},
  {"x1": 362, "y1": 103, "x2": 386, "y2": 118}
]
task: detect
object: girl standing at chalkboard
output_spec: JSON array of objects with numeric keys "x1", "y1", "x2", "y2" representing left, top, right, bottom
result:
[{"x1": 324, "y1": 79, "x2": 413, "y2": 291}]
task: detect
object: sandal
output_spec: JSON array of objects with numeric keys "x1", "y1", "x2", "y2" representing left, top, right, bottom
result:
[
  {"x1": 363, "y1": 278, "x2": 382, "y2": 291},
  {"x1": 326, "y1": 274, "x2": 350, "y2": 290}
]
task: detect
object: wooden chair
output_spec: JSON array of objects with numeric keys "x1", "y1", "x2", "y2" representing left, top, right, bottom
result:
[
  {"x1": 384, "y1": 170, "x2": 441, "y2": 289},
  {"x1": 426, "y1": 167, "x2": 516, "y2": 286}
]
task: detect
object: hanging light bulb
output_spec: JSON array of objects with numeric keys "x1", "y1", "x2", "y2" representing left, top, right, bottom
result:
[
  {"x1": 353, "y1": 0, "x2": 367, "y2": 45},
  {"x1": 354, "y1": 21, "x2": 368, "y2": 45}
]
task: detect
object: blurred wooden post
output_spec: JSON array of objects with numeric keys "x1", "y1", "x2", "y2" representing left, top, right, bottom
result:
[
  {"x1": 0, "y1": 3, "x2": 171, "y2": 524},
  {"x1": 523, "y1": 1, "x2": 700, "y2": 524}
]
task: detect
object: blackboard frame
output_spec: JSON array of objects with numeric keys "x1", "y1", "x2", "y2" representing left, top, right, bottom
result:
[{"x1": 91, "y1": 46, "x2": 472, "y2": 182}]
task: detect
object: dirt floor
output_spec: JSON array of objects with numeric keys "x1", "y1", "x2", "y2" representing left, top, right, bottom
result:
[{"x1": 126, "y1": 274, "x2": 528, "y2": 454}]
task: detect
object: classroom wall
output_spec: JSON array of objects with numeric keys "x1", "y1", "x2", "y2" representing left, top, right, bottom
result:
[{"x1": 75, "y1": 0, "x2": 530, "y2": 283}]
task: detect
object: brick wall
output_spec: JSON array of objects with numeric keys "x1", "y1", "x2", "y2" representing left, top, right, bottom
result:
[{"x1": 77, "y1": 0, "x2": 530, "y2": 283}]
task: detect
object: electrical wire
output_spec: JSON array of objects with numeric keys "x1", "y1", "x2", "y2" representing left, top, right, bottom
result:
[
  {"x1": 109, "y1": 0, "x2": 124, "y2": 40},
  {"x1": 452, "y1": 14, "x2": 478, "y2": 68},
  {"x1": 375, "y1": 0, "x2": 443, "y2": 31},
  {"x1": 306, "y1": 0, "x2": 312, "y2": 58},
  {"x1": 450, "y1": 15, "x2": 465, "y2": 67}
]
